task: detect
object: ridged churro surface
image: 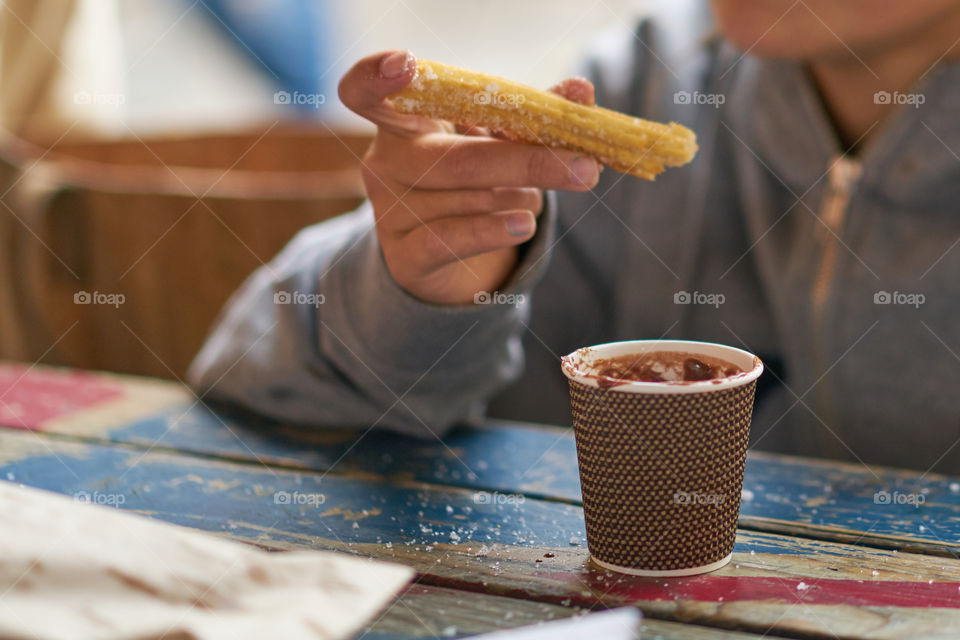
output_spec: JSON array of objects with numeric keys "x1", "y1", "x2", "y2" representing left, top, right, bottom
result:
[{"x1": 390, "y1": 60, "x2": 698, "y2": 180}]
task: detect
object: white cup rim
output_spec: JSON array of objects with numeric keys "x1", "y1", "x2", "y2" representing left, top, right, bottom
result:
[{"x1": 561, "y1": 339, "x2": 764, "y2": 394}]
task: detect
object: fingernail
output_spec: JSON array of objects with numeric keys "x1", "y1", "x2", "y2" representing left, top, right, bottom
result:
[
  {"x1": 570, "y1": 156, "x2": 599, "y2": 186},
  {"x1": 505, "y1": 211, "x2": 535, "y2": 237},
  {"x1": 380, "y1": 51, "x2": 411, "y2": 79}
]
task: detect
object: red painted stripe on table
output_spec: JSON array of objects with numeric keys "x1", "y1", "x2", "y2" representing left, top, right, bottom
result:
[
  {"x1": 0, "y1": 365, "x2": 123, "y2": 430},
  {"x1": 547, "y1": 572, "x2": 960, "y2": 608}
]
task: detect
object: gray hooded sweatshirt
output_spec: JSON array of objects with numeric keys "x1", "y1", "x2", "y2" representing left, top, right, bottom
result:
[{"x1": 188, "y1": 4, "x2": 960, "y2": 473}]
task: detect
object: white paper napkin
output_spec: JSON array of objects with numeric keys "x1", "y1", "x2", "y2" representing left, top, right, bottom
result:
[{"x1": 0, "y1": 481, "x2": 413, "y2": 640}]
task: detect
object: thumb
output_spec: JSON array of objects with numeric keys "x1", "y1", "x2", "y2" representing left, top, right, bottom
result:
[
  {"x1": 339, "y1": 50, "x2": 433, "y2": 135},
  {"x1": 549, "y1": 77, "x2": 595, "y2": 106}
]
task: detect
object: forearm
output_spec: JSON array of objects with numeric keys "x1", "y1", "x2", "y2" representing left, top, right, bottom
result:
[{"x1": 187, "y1": 199, "x2": 557, "y2": 437}]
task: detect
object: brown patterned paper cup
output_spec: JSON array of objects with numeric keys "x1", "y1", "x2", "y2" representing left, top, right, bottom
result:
[{"x1": 561, "y1": 340, "x2": 763, "y2": 576}]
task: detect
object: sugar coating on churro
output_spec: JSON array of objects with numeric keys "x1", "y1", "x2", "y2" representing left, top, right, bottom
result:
[{"x1": 389, "y1": 60, "x2": 698, "y2": 180}]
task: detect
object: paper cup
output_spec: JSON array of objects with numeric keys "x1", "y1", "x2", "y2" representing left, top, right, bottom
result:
[{"x1": 561, "y1": 340, "x2": 763, "y2": 576}]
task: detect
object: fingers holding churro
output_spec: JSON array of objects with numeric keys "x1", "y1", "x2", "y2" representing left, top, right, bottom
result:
[{"x1": 338, "y1": 49, "x2": 602, "y2": 305}]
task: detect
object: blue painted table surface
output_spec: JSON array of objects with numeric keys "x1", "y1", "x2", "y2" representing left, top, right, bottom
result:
[{"x1": 2, "y1": 361, "x2": 959, "y2": 639}]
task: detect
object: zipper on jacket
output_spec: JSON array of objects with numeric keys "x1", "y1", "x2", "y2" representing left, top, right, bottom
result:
[{"x1": 810, "y1": 155, "x2": 862, "y2": 453}]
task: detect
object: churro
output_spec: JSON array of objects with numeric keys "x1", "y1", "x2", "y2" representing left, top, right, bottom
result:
[{"x1": 389, "y1": 60, "x2": 698, "y2": 180}]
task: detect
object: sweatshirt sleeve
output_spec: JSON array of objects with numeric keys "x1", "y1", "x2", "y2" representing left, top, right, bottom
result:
[{"x1": 187, "y1": 197, "x2": 558, "y2": 437}]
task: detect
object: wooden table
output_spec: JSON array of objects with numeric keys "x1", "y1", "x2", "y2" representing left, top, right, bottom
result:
[{"x1": 2, "y1": 361, "x2": 959, "y2": 639}]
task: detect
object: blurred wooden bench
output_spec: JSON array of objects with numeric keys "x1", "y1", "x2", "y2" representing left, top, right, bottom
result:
[{"x1": 0, "y1": 126, "x2": 371, "y2": 379}]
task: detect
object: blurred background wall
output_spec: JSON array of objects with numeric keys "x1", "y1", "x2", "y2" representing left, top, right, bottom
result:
[
  {"x1": 0, "y1": 0, "x2": 647, "y2": 379},
  {"x1": 22, "y1": 0, "x2": 646, "y2": 135}
]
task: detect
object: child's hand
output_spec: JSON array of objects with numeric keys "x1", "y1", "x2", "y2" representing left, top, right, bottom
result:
[{"x1": 339, "y1": 50, "x2": 599, "y2": 305}]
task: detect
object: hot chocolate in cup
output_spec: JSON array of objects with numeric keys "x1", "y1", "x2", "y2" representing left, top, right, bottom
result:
[{"x1": 561, "y1": 340, "x2": 764, "y2": 576}]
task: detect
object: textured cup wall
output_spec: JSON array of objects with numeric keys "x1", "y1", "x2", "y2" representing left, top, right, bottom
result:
[{"x1": 568, "y1": 379, "x2": 757, "y2": 571}]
